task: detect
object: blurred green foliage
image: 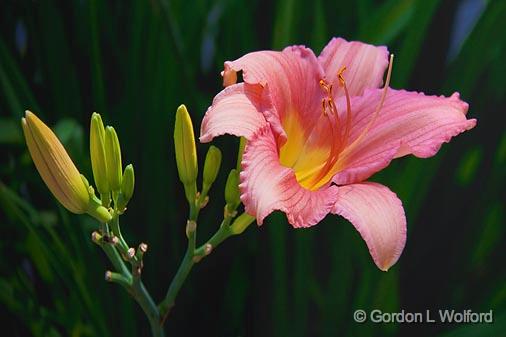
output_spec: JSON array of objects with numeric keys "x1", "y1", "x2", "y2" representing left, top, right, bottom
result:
[{"x1": 0, "y1": 0, "x2": 504, "y2": 336}]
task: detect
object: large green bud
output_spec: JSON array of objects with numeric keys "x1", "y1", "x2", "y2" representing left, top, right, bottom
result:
[
  {"x1": 105, "y1": 126, "x2": 123, "y2": 192},
  {"x1": 174, "y1": 104, "x2": 198, "y2": 202},
  {"x1": 90, "y1": 113, "x2": 110, "y2": 195}
]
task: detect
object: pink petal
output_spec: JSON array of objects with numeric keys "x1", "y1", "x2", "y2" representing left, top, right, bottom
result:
[
  {"x1": 318, "y1": 37, "x2": 389, "y2": 97},
  {"x1": 223, "y1": 46, "x2": 325, "y2": 143},
  {"x1": 200, "y1": 83, "x2": 268, "y2": 143},
  {"x1": 240, "y1": 125, "x2": 339, "y2": 228},
  {"x1": 334, "y1": 89, "x2": 476, "y2": 185},
  {"x1": 332, "y1": 182, "x2": 407, "y2": 271}
]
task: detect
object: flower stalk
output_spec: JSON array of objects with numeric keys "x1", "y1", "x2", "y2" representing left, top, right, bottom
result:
[{"x1": 22, "y1": 108, "x2": 256, "y2": 336}]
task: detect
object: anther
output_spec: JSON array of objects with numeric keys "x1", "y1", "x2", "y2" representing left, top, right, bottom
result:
[
  {"x1": 337, "y1": 66, "x2": 347, "y2": 84},
  {"x1": 321, "y1": 99, "x2": 327, "y2": 115}
]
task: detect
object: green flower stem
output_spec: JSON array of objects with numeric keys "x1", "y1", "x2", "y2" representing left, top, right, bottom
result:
[
  {"x1": 158, "y1": 211, "x2": 251, "y2": 320},
  {"x1": 194, "y1": 218, "x2": 233, "y2": 257},
  {"x1": 158, "y1": 240, "x2": 195, "y2": 321},
  {"x1": 99, "y1": 217, "x2": 164, "y2": 337},
  {"x1": 109, "y1": 213, "x2": 133, "y2": 260},
  {"x1": 105, "y1": 271, "x2": 131, "y2": 288},
  {"x1": 159, "y1": 199, "x2": 200, "y2": 320},
  {"x1": 101, "y1": 241, "x2": 131, "y2": 278},
  {"x1": 130, "y1": 278, "x2": 165, "y2": 337}
]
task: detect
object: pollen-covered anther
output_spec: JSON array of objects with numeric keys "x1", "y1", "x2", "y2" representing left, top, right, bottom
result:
[
  {"x1": 337, "y1": 66, "x2": 352, "y2": 143},
  {"x1": 337, "y1": 66, "x2": 347, "y2": 86},
  {"x1": 319, "y1": 79, "x2": 335, "y2": 116}
]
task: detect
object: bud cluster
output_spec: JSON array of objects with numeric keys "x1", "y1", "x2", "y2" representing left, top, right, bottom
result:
[
  {"x1": 90, "y1": 113, "x2": 135, "y2": 214},
  {"x1": 21, "y1": 110, "x2": 136, "y2": 223}
]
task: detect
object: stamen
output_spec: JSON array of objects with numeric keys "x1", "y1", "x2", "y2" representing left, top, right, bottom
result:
[
  {"x1": 306, "y1": 68, "x2": 352, "y2": 189},
  {"x1": 337, "y1": 67, "x2": 352, "y2": 146},
  {"x1": 319, "y1": 79, "x2": 337, "y2": 116},
  {"x1": 306, "y1": 78, "x2": 343, "y2": 189},
  {"x1": 306, "y1": 55, "x2": 394, "y2": 190},
  {"x1": 338, "y1": 54, "x2": 394, "y2": 160},
  {"x1": 321, "y1": 99, "x2": 327, "y2": 115},
  {"x1": 319, "y1": 79, "x2": 331, "y2": 94}
]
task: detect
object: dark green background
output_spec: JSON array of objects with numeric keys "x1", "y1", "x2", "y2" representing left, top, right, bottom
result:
[{"x1": 0, "y1": 0, "x2": 504, "y2": 336}]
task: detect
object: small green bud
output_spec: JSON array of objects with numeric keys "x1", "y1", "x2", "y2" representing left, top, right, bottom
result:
[
  {"x1": 202, "y1": 145, "x2": 222, "y2": 194},
  {"x1": 121, "y1": 164, "x2": 135, "y2": 201},
  {"x1": 229, "y1": 213, "x2": 256, "y2": 235},
  {"x1": 237, "y1": 137, "x2": 246, "y2": 171},
  {"x1": 105, "y1": 126, "x2": 122, "y2": 191},
  {"x1": 225, "y1": 169, "x2": 240, "y2": 211},
  {"x1": 117, "y1": 164, "x2": 135, "y2": 211},
  {"x1": 174, "y1": 104, "x2": 198, "y2": 186},
  {"x1": 90, "y1": 113, "x2": 110, "y2": 195}
]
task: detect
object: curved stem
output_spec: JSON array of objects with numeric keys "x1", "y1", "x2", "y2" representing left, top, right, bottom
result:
[
  {"x1": 194, "y1": 219, "x2": 233, "y2": 256},
  {"x1": 109, "y1": 214, "x2": 132, "y2": 258},
  {"x1": 99, "y1": 217, "x2": 164, "y2": 337},
  {"x1": 158, "y1": 213, "x2": 246, "y2": 320},
  {"x1": 158, "y1": 247, "x2": 195, "y2": 321},
  {"x1": 131, "y1": 279, "x2": 165, "y2": 337}
]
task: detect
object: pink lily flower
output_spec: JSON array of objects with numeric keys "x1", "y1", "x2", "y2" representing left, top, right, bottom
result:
[{"x1": 200, "y1": 37, "x2": 476, "y2": 271}]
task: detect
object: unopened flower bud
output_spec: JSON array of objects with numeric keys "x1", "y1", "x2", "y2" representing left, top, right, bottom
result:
[
  {"x1": 202, "y1": 145, "x2": 222, "y2": 194},
  {"x1": 174, "y1": 104, "x2": 198, "y2": 184},
  {"x1": 237, "y1": 137, "x2": 246, "y2": 171},
  {"x1": 122, "y1": 164, "x2": 135, "y2": 200},
  {"x1": 105, "y1": 126, "x2": 122, "y2": 191},
  {"x1": 225, "y1": 169, "x2": 240, "y2": 211},
  {"x1": 222, "y1": 67, "x2": 237, "y2": 87},
  {"x1": 117, "y1": 164, "x2": 135, "y2": 211},
  {"x1": 90, "y1": 113, "x2": 109, "y2": 195},
  {"x1": 174, "y1": 104, "x2": 198, "y2": 202},
  {"x1": 22, "y1": 111, "x2": 90, "y2": 214}
]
